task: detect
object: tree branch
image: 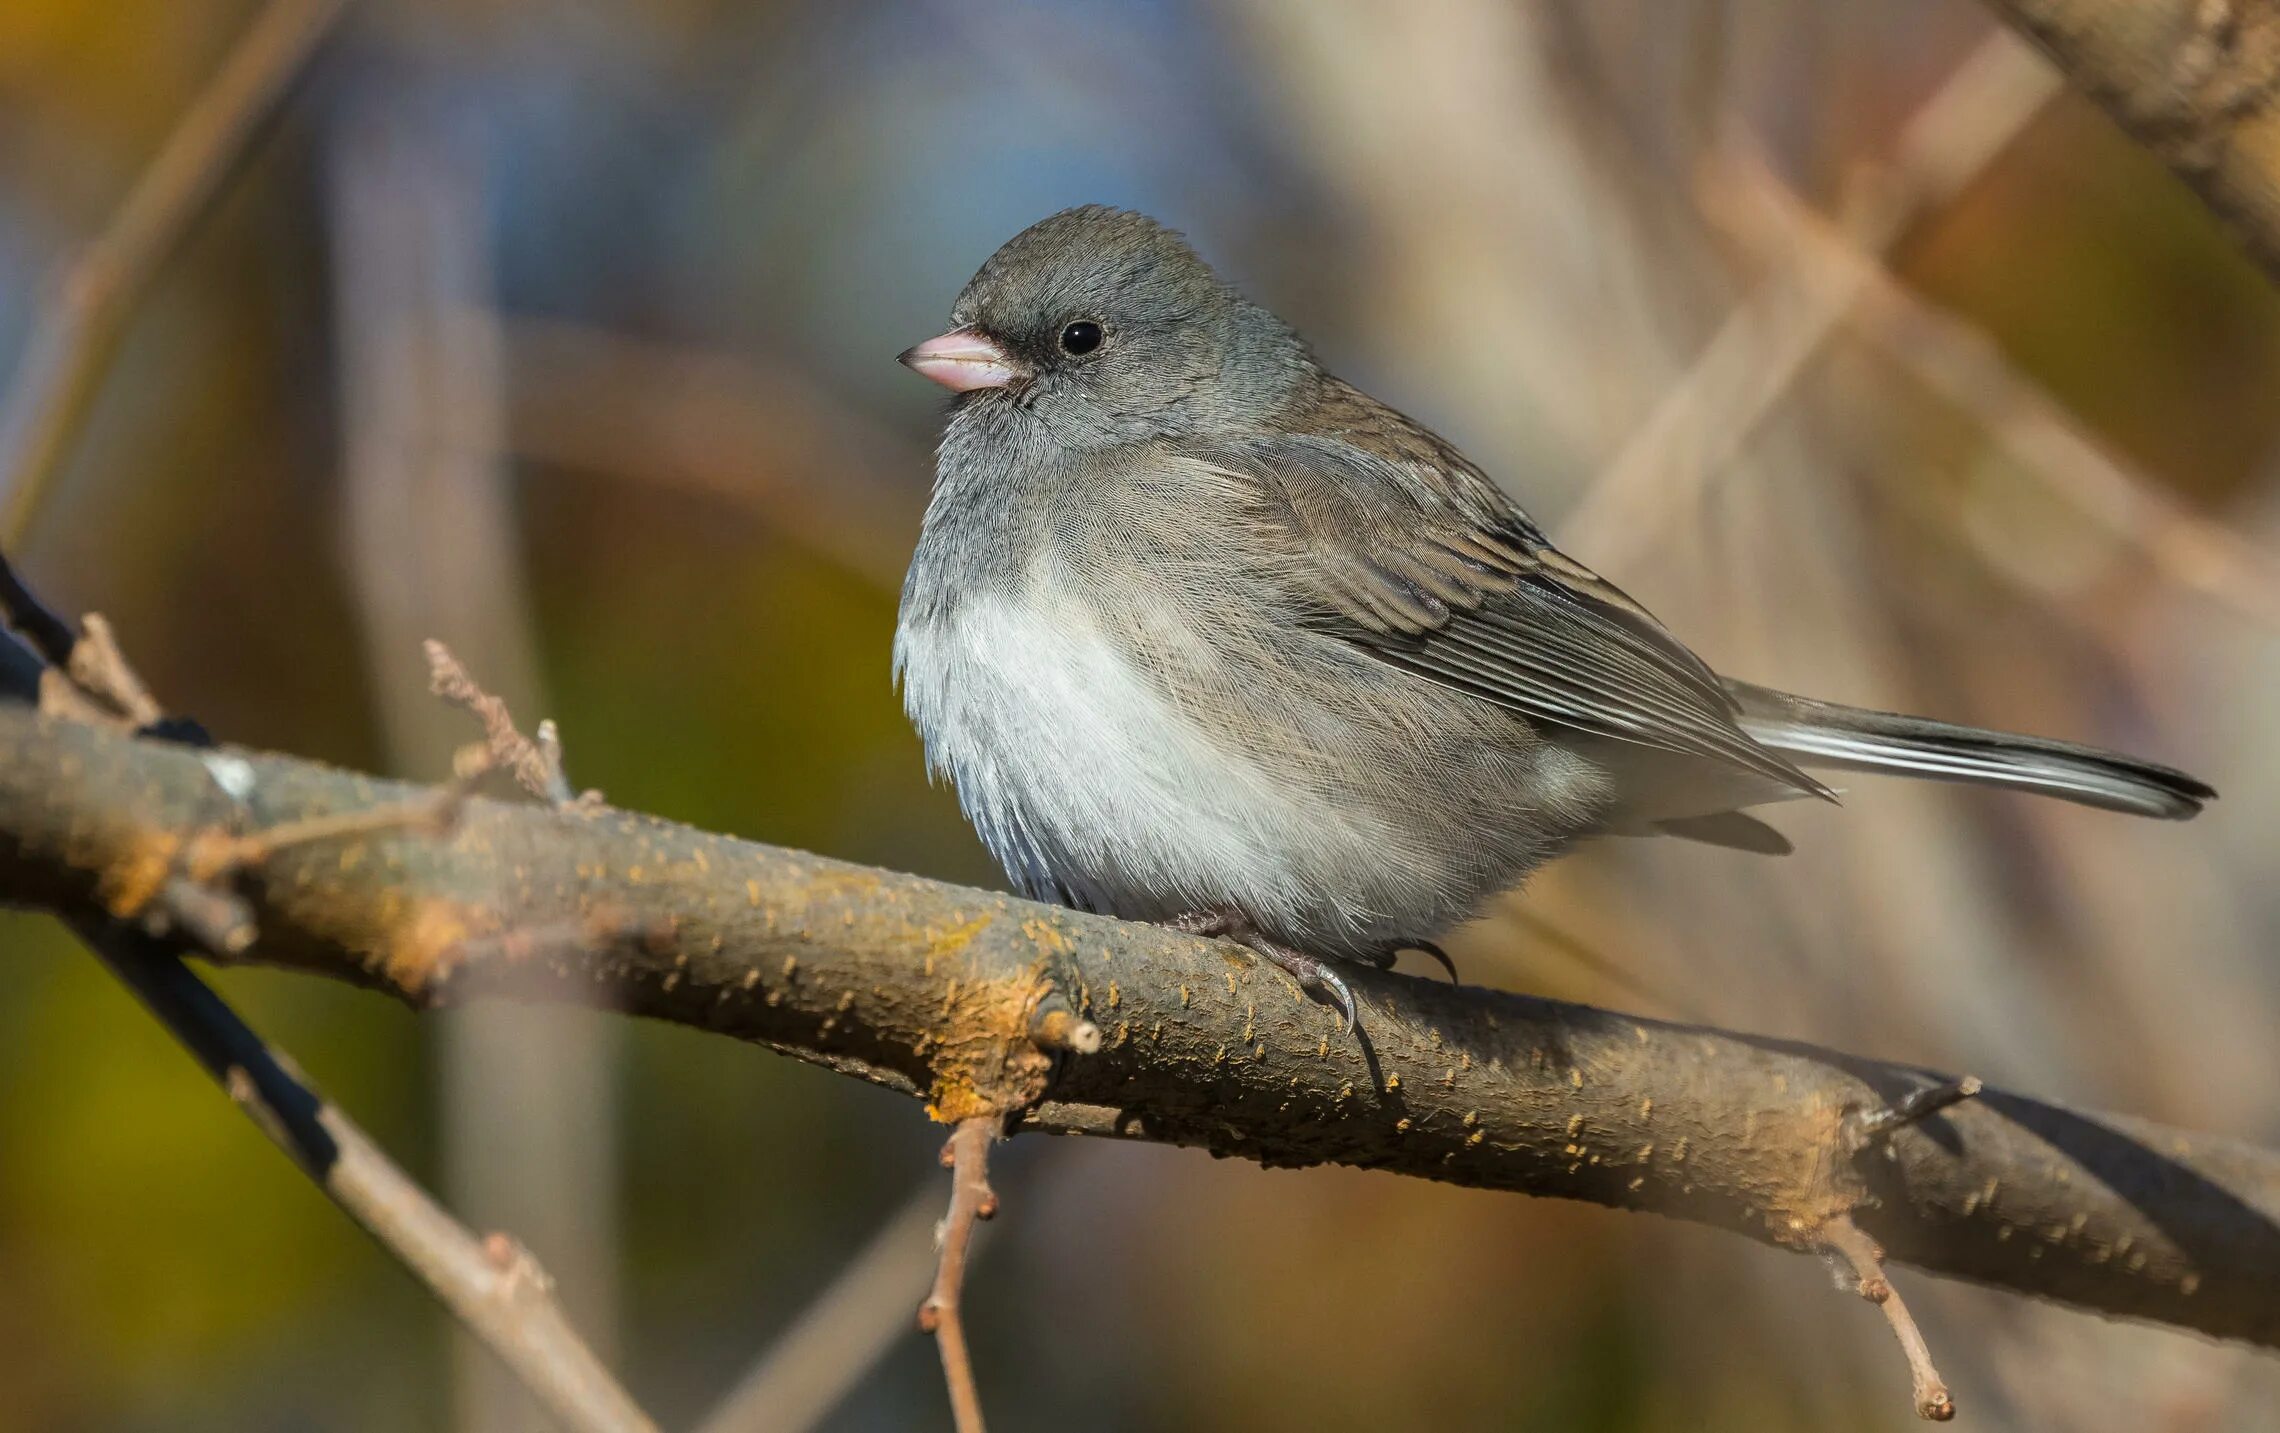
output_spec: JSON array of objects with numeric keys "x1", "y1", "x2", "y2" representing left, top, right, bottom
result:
[
  {"x1": 1981, "y1": 0, "x2": 2280, "y2": 282},
  {"x1": 4, "y1": 705, "x2": 2274, "y2": 1358},
  {"x1": 80, "y1": 921, "x2": 658, "y2": 1433},
  {"x1": 0, "y1": 580, "x2": 654, "y2": 1432}
]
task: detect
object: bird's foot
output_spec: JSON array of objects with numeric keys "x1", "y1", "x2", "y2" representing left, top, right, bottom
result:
[
  {"x1": 1165, "y1": 909, "x2": 1358, "y2": 1033},
  {"x1": 1367, "y1": 938, "x2": 1461, "y2": 985},
  {"x1": 1165, "y1": 909, "x2": 1233, "y2": 939}
]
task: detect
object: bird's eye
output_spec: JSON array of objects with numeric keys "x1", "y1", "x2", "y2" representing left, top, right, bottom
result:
[{"x1": 1058, "y1": 320, "x2": 1104, "y2": 356}]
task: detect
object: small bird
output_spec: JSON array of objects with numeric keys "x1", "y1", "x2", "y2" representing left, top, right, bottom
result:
[{"x1": 894, "y1": 206, "x2": 2213, "y2": 1030}]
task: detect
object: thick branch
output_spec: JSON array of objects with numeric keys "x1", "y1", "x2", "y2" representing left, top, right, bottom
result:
[
  {"x1": 4, "y1": 705, "x2": 2277, "y2": 1349},
  {"x1": 1982, "y1": 0, "x2": 2280, "y2": 281}
]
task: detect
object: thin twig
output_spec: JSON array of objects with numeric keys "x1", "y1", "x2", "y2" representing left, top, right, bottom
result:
[
  {"x1": 0, "y1": 0, "x2": 352, "y2": 548},
  {"x1": 919, "y1": 1118, "x2": 1000, "y2": 1433},
  {"x1": 1560, "y1": 29, "x2": 2060, "y2": 566},
  {"x1": 1855, "y1": 1076, "x2": 1985, "y2": 1146},
  {"x1": 64, "y1": 613, "x2": 166, "y2": 727},
  {"x1": 153, "y1": 875, "x2": 260, "y2": 955},
  {"x1": 1823, "y1": 1213, "x2": 1956, "y2": 1421},
  {"x1": 426, "y1": 639, "x2": 591, "y2": 807},
  {"x1": 187, "y1": 767, "x2": 483, "y2": 881},
  {"x1": 0, "y1": 553, "x2": 168, "y2": 727}
]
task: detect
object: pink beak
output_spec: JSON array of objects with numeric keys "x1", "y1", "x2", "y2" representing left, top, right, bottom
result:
[{"x1": 898, "y1": 328, "x2": 1021, "y2": 392}]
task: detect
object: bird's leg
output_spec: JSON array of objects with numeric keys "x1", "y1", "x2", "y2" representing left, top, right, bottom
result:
[{"x1": 1164, "y1": 908, "x2": 1358, "y2": 1033}]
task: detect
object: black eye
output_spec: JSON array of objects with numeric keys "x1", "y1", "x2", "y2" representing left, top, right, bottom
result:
[{"x1": 1058, "y1": 320, "x2": 1104, "y2": 355}]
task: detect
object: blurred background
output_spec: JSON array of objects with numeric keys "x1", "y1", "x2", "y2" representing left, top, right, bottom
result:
[{"x1": 4, "y1": 1, "x2": 2279, "y2": 1429}]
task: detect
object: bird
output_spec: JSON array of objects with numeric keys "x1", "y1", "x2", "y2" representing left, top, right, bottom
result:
[{"x1": 893, "y1": 205, "x2": 2214, "y2": 1031}]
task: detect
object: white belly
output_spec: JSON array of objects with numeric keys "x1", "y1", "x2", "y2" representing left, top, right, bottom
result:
[{"x1": 895, "y1": 588, "x2": 1403, "y2": 939}]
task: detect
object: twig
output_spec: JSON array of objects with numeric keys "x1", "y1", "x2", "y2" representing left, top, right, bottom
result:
[
  {"x1": 0, "y1": 0, "x2": 352, "y2": 548},
  {"x1": 62, "y1": 613, "x2": 166, "y2": 727},
  {"x1": 187, "y1": 768, "x2": 482, "y2": 881},
  {"x1": 1823, "y1": 1213, "x2": 1957, "y2": 1421},
  {"x1": 1560, "y1": 29, "x2": 2061, "y2": 566},
  {"x1": 919, "y1": 1118, "x2": 1000, "y2": 1433},
  {"x1": 1856, "y1": 1076, "x2": 1986, "y2": 1146},
  {"x1": 426, "y1": 639, "x2": 591, "y2": 807},
  {"x1": 0, "y1": 554, "x2": 168, "y2": 727},
  {"x1": 152, "y1": 875, "x2": 260, "y2": 955}
]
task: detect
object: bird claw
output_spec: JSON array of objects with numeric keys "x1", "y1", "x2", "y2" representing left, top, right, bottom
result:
[
  {"x1": 1253, "y1": 943, "x2": 1357, "y2": 1034},
  {"x1": 1393, "y1": 938, "x2": 1461, "y2": 985}
]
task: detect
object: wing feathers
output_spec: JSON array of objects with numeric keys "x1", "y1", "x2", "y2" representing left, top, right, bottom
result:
[{"x1": 1187, "y1": 428, "x2": 1826, "y2": 800}]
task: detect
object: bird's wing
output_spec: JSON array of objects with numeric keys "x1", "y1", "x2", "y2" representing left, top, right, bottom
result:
[{"x1": 1180, "y1": 426, "x2": 1830, "y2": 799}]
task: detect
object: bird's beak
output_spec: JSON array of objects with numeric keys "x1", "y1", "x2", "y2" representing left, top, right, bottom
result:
[{"x1": 897, "y1": 328, "x2": 1021, "y2": 392}]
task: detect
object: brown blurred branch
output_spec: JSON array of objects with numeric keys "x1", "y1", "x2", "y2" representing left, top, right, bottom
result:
[
  {"x1": 5, "y1": 706, "x2": 2278, "y2": 1381},
  {"x1": 1981, "y1": 0, "x2": 2280, "y2": 283},
  {"x1": 1703, "y1": 136, "x2": 2280, "y2": 631},
  {"x1": 494, "y1": 316, "x2": 922, "y2": 589},
  {"x1": 1561, "y1": 29, "x2": 2062, "y2": 565},
  {"x1": 0, "y1": 0, "x2": 351, "y2": 548},
  {"x1": 694, "y1": 1183, "x2": 950, "y2": 1433}
]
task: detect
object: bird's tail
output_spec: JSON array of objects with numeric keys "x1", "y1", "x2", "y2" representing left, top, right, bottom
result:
[{"x1": 1726, "y1": 681, "x2": 2215, "y2": 820}]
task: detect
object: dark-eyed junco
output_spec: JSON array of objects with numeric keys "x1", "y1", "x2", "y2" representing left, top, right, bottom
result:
[{"x1": 894, "y1": 206, "x2": 2213, "y2": 1029}]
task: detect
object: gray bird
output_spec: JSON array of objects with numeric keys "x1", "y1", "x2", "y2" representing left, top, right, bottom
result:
[{"x1": 894, "y1": 206, "x2": 2213, "y2": 1030}]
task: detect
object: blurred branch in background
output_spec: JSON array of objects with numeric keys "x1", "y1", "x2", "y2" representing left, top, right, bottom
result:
[
  {"x1": 1702, "y1": 137, "x2": 2280, "y2": 632},
  {"x1": 325, "y1": 75, "x2": 625, "y2": 1432},
  {"x1": 1981, "y1": 0, "x2": 2280, "y2": 281},
  {"x1": 496, "y1": 316, "x2": 922, "y2": 591},
  {"x1": 6, "y1": 695, "x2": 2279, "y2": 1424},
  {"x1": 694, "y1": 1185, "x2": 954, "y2": 1433},
  {"x1": 0, "y1": 0, "x2": 349, "y2": 551},
  {"x1": 1561, "y1": 28, "x2": 2062, "y2": 567}
]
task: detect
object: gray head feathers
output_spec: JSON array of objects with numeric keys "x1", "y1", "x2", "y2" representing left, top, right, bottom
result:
[{"x1": 944, "y1": 206, "x2": 1314, "y2": 448}]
